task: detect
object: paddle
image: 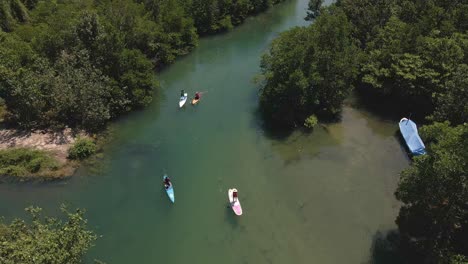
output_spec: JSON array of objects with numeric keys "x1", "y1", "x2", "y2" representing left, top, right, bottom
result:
[
  {"x1": 406, "y1": 113, "x2": 412, "y2": 125},
  {"x1": 194, "y1": 91, "x2": 208, "y2": 97}
]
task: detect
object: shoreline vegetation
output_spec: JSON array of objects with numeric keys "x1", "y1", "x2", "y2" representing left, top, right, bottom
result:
[
  {"x1": 259, "y1": 0, "x2": 467, "y2": 129},
  {"x1": 0, "y1": 128, "x2": 99, "y2": 180},
  {"x1": 0, "y1": 0, "x2": 286, "y2": 180},
  {"x1": 0, "y1": 205, "x2": 98, "y2": 264},
  {"x1": 259, "y1": 0, "x2": 467, "y2": 263}
]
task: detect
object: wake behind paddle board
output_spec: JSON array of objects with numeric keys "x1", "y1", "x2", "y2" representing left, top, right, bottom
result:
[
  {"x1": 228, "y1": 188, "x2": 242, "y2": 216},
  {"x1": 179, "y1": 93, "x2": 188, "y2": 108},
  {"x1": 163, "y1": 175, "x2": 175, "y2": 203}
]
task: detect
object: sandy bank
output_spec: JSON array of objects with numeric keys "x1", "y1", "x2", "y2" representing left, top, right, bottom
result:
[{"x1": 0, "y1": 128, "x2": 78, "y2": 163}]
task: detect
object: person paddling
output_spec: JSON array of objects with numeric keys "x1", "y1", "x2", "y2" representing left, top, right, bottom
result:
[
  {"x1": 192, "y1": 92, "x2": 201, "y2": 105},
  {"x1": 232, "y1": 190, "x2": 238, "y2": 204},
  {"x1": 180, "y1": 90, "x2": 185, "y2": 97},
  {"x1": 164, "y1": 177, "x2": 171, "y2": 189}
]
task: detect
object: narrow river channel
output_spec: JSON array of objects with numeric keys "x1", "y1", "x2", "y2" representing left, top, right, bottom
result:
[{"x1": 0, "y1": 0, "x2": 409, "y2": 263}]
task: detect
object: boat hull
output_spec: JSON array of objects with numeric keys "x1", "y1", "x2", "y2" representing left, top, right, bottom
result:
[{"x1": 399, "y1": 118, "x2": 426, "y2": 156}]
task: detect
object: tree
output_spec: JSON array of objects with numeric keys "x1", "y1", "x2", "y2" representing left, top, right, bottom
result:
[
  {"x1": 305, "y1": 0, "x2": 323, "y2": 21},
  {"x1": 259, "y1": 8, "x2": 359, "y2": 128},
  {"x1": 0, "y1": 0, "x2": 29, "y2": 32},
  {"x1": 337, "y1": 0, "x2": 395, "y2": 46},
  {"x1": 191, "y1": 0, "x2": 219, "y2": 34},
  {"x1": 75, "y1": 11, "x2": 102, "y2": 52},
  {"x1": 259, "y1": 26, "x2": 311, "y2": 127},
  {"x1": 395, "y1": 122, "x2": 468, "y2": 263},
  {"x1": 431, "y1": 64, "x2": 468, "y2": 125},
  {"x1": 21, "y1": 0, "x2": 39, "y2": 10},
  {"x1": 117, "y1": 49, "x2": 157, "y2": 108},
  {"x1": 0, "y1": 45, "x2": 50, "y2": 128},
  {"x1": 0, "y1": 206, "x2": 97, "y2": 264}
]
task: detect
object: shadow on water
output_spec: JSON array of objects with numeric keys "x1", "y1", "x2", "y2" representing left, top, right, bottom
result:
[
  {"x1": 250, "y1": 107, "x2": 295, "y2": 140},
  {"x1": 369, "y1": 230, "x2": 409, "y2": 264},
  {"x1": 394, "y1": 130, "x2": 413, "y2": 161},
  {"x1": 225, "y1": 204, "x2": 240, "y2": 229},
  {"x1": 253, "y1": 107, "x2": 346, "y2": 144},
  {"x1": 0, "y1": 174, "x2": 71, "y2": 185},
  {"x1": 352, "y1": 88, "x2": 431, "y2": 124}
]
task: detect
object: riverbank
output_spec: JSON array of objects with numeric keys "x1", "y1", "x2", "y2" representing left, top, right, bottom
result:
[
  {"x1": 0, "y1": 128, "x2": 76, "y2": 163},
  {"x1": 0, "y1": 128, "x2": 87, "y2": 180}
]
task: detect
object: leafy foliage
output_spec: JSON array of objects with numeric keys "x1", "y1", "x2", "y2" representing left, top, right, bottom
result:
[
  {"x1": 431, "y1": 64, "x2": 468, "y2": 125},
  {"x1": 0, "y1": 206, "x2": 97, "y2": 264},
  {"x1": 0, "y1": 148, "x2": 59, "y2": 177},
  {"x1": 304, "y1": 114, "x2": 318, "y2": 129},
  {"x1": 352, "y1": 1, "x2": 468, "y2": 123},
  {"x1": 395, "y1": 122, "x2": 468, "y2": 263},
  {"x1": 0, "y1": 0, "x2": 29, "y2": 32},
  {"x1": 191, "y1": 0, "x2": 285, "y2": 35},
  {"x1": 305, "y1": 0, "x2": 323, "y2": 21},
  {"x1": 68, "y1": 137, "x2": 97, "y2": 160},
  {"x1": 0, "y1": 0, "x2": 285, "y2": 132},
  {"x1": 259, "y1": 8, "x2": 359, "y2": 127}
]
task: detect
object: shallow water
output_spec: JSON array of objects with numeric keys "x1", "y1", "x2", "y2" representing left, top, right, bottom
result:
[{"x1": 0, "y1": 1, "x2": 409, "y2": 263}]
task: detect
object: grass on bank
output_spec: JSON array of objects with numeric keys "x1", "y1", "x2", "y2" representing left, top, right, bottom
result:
[
  {"x1": 0, "y1": 133, "x2": 102, "y2": 180},
  {"x1": 0, "y1": 148, "x2": 66, "y2": 179}
]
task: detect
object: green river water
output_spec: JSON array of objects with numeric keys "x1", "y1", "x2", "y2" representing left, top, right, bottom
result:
[{"x1": 0, "y1": 0, "x2": 410, "y2": 263}]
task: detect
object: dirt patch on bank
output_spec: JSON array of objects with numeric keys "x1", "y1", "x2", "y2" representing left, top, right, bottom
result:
[{"x1": 0, "y1": 128, "x2": 78, "y2": 163}]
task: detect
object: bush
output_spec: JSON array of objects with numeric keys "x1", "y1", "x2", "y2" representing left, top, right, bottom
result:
[
  {"x1": 304, "y1": 115, "x2": 318, "y2": 129},
  {"x1": 0, "y1": 148, "x2": 58, "y2": 177},
  {"x1": 68, "y1": 137, "x2": 96, "y2": 160},
  {"x1": 0, "y1": 206, "x2": 97, "y2": 263},
  {"x1": 0, "y1": 165, "x2": 29, "y2": 177}
]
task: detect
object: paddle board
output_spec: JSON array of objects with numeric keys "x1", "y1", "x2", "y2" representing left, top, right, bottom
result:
[
  {"x1": 228, "y1": 188, "x2": 242, "y2": 216},
  {"x1": 191, "y1": 98, "x2": 200, "y2": 105},
  {"x1": 179, "y1": 93, "x2": 188, "y2": 108},
  {"x1": 163, "y1": 175, "x2": 175, "y2": 203}
]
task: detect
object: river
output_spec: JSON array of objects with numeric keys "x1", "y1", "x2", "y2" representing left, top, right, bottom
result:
[{"x1": 0, "y1": 0, "x2": 409, "y2": 263}]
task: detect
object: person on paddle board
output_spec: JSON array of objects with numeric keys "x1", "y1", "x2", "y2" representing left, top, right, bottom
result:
[
  {"x1": 164, "y1": 177, "x2": 171, "y2": 189},
  {"x1": 194, "y1": 92, "x2": 200, "y2": 100},
  {"x1": 232, "y1": 190, "x2": 238, "y2": 203},
  {"x1": 180, "y1": 90, "x2": 185, "y2": 97}
]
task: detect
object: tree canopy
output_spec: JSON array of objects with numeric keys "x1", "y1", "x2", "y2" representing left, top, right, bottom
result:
[
  {"x1": 259, "y1": 7, "x2": 359, "y2": 127},
  {"x1": 0, "y1": 206, "x2": 97, "y2": 264},
  {"x1": 396, "y1": 122, "x2": 468, "y2": 263},
  {"x1": 0, "y1": 0, "x2": 285, "y2": 131},
  {"x1": 260, "y1": 0, "x2": 468, "y2": 128}
]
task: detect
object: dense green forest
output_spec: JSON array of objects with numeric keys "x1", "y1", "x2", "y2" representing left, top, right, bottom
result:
[
  {"x1": 0, "y1": 206, "x2": 97, "y2": 264},
  {"x1": 0, "y1": 0, "x2": 284, "y2": 131},
  {"x1": 259, "y1": 0, "x2": 467, "y2": 128},
  {"x1": 396, "y1": 122, "x2": 467, "y2": 263},
  {"x1": 259, "y1": 0, "x2": 467, "y2": 262}
]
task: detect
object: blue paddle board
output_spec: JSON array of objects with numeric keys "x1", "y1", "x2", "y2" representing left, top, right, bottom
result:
[{"x1": 163, "y1": 175, "x2": 175, "y2": 203}]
